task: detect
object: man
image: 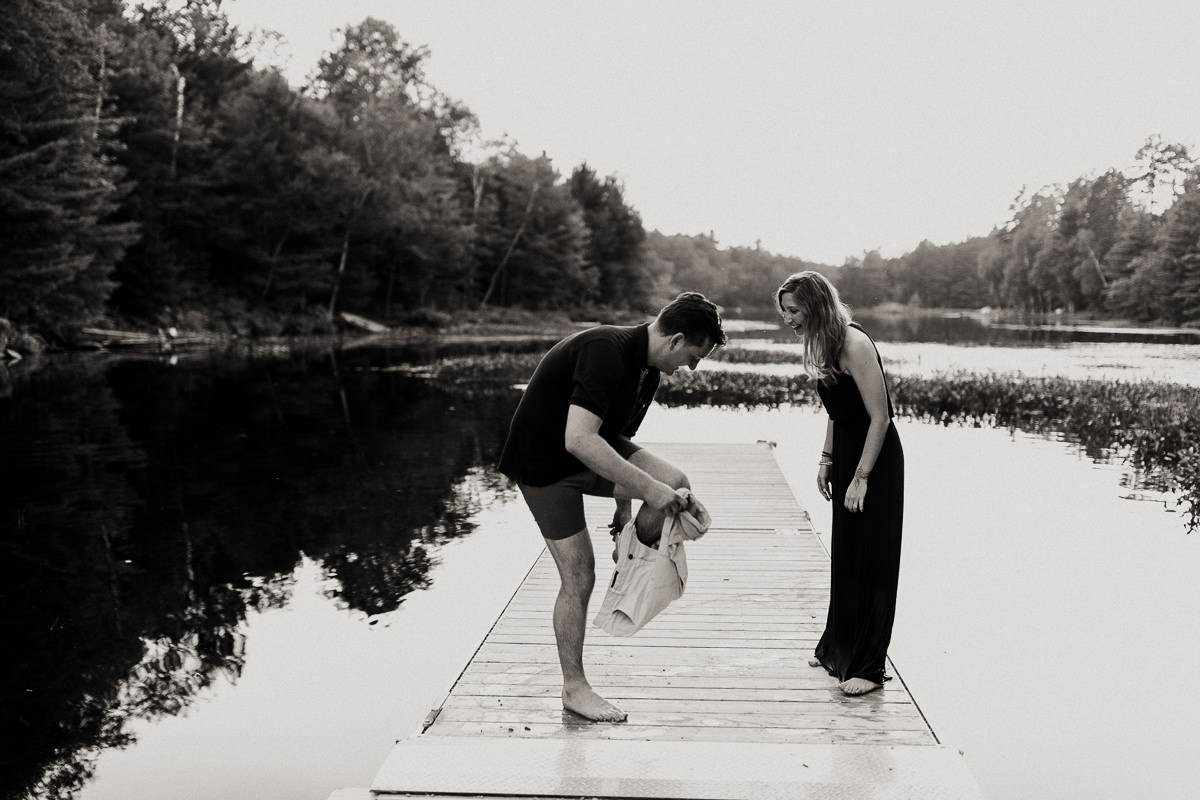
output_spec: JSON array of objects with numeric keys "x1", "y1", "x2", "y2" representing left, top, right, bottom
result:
[{"x1": 498, "y1": 292, "x2": 726, "y2": 722}]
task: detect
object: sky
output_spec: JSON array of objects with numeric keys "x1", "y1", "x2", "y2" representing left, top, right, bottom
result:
[{"x1": 222, "y1": 0, "x2": 1198, "y2": 266}]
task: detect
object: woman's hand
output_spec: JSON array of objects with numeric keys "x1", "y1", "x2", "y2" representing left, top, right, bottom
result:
[
  {"x1": 817, "y1": 464, "x2": 832, "y2": 501},
  {"x1": 844, "y1": 468, "x2": 868, "y2": 512}
]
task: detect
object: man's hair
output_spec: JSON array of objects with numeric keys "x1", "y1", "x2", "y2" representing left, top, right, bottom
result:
[{"x1": 655, "y1": 291, "x2": 726, "y2": 348}]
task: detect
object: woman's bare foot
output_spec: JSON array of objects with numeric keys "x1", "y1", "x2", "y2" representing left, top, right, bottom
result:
[
  {"x1": 808, "y1": 657, "x2": 822, "y2": 668},
  {"x1": 840, "y1": 677, "x2": 883, "y2": 696},
  {"x1": 563, "y1": 685, "x2": 627, "y2": 722}
]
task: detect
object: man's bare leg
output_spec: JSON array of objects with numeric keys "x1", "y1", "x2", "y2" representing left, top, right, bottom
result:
[
  {"x1": 544, "y1": 529, "x2": 627, "y2": 722},
  {"x1": 617, "y1": 449, "x2": 692, "y2": 546}
]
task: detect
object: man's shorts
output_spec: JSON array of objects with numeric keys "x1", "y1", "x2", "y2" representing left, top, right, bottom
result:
[{"x1": 517, "y1": 440, "x2": 643, "y2": 540}]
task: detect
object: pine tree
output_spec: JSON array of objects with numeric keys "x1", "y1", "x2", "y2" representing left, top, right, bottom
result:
[{"x1": 0, "y1": 0, "x2": 137, "y2": 335}]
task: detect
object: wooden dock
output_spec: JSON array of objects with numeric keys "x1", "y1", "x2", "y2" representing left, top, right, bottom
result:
[{"x1": 333, "y1": 442, "x2": 985, "y2": 800}]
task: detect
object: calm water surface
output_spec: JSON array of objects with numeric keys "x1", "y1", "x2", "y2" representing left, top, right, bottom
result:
[{"x1": 4, "y1": 322, "x2": 1199, "y2": 800}]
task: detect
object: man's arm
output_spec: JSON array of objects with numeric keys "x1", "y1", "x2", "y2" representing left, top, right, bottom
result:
[{"x1": 564, "y1": 404, "x2": 681, "y2": 514}]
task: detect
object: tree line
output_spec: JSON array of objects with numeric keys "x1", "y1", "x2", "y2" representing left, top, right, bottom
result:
[
  {"x1": 3, "y1": 0, "x2": 1198, "y2": 346},
  {"x1": 1, "y1": 0, "x2": 686, "y2": 341},
  {"x1": 835, "y1": 136, "x2": 1200, "y2": 322}
]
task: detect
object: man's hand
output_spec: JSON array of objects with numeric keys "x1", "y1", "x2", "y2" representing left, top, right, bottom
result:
[
  {"x1": 643, "y1": 480, "x2": 686, "y2": 514},
  {"x1": 675, "y1": 487, "x2": 701, "y2": 516},
  {"x1": 610, "y1": 500, "x2": 632, "y2": 534}
]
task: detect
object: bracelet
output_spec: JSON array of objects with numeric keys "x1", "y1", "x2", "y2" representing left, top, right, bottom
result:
[
  {"x1": 818, "y1": 459, "x2": 833, "y2": 467},
  {"x1": 821, "y1": 450, "x2": 833, "y2": 458}
]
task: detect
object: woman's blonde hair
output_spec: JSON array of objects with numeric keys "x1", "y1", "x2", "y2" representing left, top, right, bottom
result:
[{"x1": 775, "y1": 271, "x2": 853, "y2": 382}]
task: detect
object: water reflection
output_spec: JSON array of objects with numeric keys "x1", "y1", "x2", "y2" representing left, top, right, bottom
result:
[{"x1": 0, "y1": 347, "x2": 521, "y2": 800}]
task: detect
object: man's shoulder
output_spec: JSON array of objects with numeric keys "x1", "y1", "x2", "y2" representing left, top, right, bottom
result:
[
  {"x1": 553, "y1": 324, "x2": 641, "y2": 358},
  {"x1": 572, "y1": 323, "x2": 641, "y2": 344},
  {"x1": 544, "y1": 326, "x2": 620, "y2": 360}
]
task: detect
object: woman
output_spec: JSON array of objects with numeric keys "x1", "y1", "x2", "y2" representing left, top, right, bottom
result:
[{"x1": 776, "y1": 271, "x2": 904, "y2": 696}]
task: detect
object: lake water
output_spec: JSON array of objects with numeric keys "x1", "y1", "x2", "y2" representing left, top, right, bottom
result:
[{"x1": 4, "y1": 318, "x2": 1200, "y2": 800}]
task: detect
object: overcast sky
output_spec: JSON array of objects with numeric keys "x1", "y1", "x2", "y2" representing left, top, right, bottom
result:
[{"x1": 223, "y1": 0, "x2": 1198, "y2": 265}]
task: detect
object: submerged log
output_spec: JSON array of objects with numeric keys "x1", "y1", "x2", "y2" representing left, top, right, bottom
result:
[
  {"x1": 77, "y1": 327, "x2": 217, "y2": 353},
  {"x1": 338, "y1": 312, "x2": 389, "y2": 333}
]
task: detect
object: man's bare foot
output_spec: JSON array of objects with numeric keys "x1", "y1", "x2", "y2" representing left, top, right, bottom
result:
[
  {"x1": 840, "y1": 677, "x2": 883, "y2": 696},
  {"x1": 563, "y1": 685, "x2": 627, "y2": 722}
]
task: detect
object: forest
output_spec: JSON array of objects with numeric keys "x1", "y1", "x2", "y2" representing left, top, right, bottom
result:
[{"x1": 2, "y1": 0, "x2": 1199, "y2": 349}]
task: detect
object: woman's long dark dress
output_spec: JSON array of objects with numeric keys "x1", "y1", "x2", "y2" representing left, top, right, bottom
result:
[{"x1": 814, "y1": 324, "x2": 904, "y2": 685}]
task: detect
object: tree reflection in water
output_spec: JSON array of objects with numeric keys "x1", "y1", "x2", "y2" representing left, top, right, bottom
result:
[{"x1": 0, "y1": 345, "x2": 522, "y2": 800}]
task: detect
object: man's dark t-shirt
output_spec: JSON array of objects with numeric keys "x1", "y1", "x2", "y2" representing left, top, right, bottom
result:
[{"x1": 498, "y1": 324, "x2": 659, "y2": 487}]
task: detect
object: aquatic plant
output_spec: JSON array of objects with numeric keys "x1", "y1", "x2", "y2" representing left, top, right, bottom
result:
[
  {"x1": 708, "y1": 347, "x2": 805, "y2": 365},
  {"x1": 656, "y1": 369, "x2": 818, "y2": 408}
]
